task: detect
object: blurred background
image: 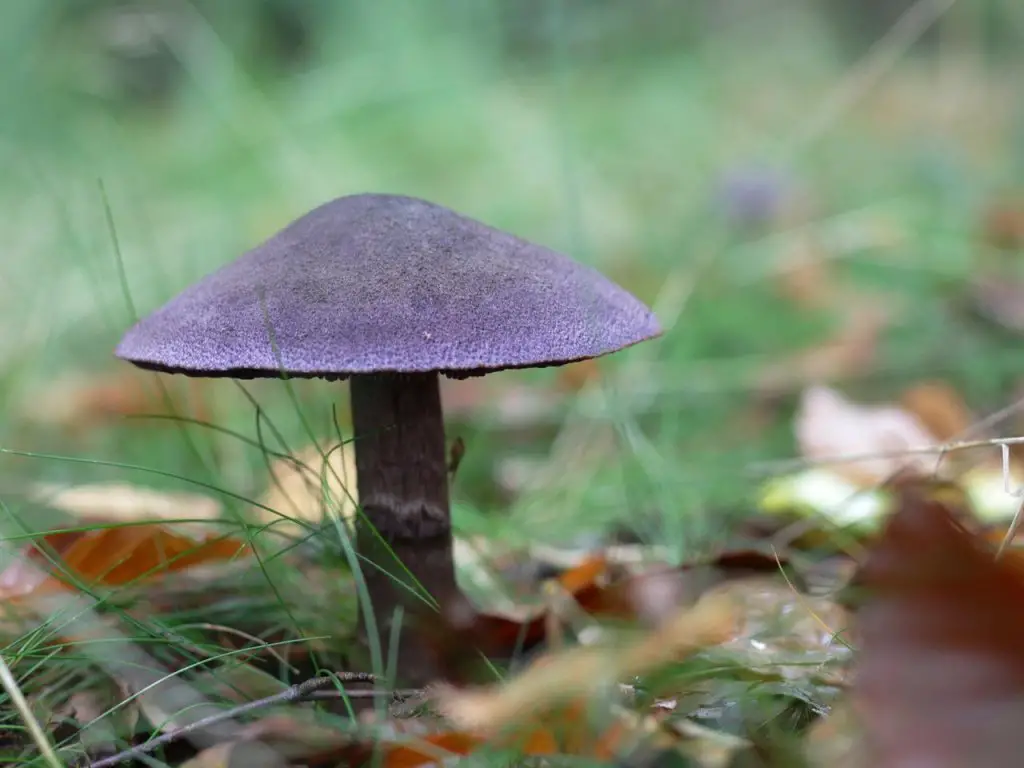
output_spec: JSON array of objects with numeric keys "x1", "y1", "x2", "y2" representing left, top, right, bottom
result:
[{"x1": 3, "y1": 0, "x2": 1024, "y2": 558}]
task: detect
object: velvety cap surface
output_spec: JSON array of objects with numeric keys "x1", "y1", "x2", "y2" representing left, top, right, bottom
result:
[{"x1": 115, "y1": 194, "x2": 662, "y2": 379}]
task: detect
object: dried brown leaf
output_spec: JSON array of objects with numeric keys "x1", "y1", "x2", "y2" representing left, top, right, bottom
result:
[
  {"x1": 795, "y1": 385, "x2": 938, "y2": 485},
  {"x1": 238, "y1": 713, "x2": 354, "y2": 761},
  {"x1": 853, "y1": 479, "x2": 1024, "y2": 766},
  {"x1": 898, "y1": 381, "x2": 975, "y2": 444},
  {"x1": 190, "y1": 663, "x2": 291, "y2": 705},
  {"x1": 178, "y1": 742, "x2": 234, "y2": 768},
  {"x1": 188, "y1": 710, "x2": 631, "y2": 768},
  {"x1": 711, "y1": 576, "x2": 852, "y2": 685},
  {"x1": 180, "y1": 741, "x2": 286, "y2": 768},
  {"x1": 30, "y1": 482, "x2": 222, "y2": 538},
  {"x1": 61, "y1": 683, "x2": 140, "y2": 757},
  {"x1": 425, "y1": 554, "x2": 616, "y2": 681},
  {"x1": 428, "y1": 548, "x2": 785, "y2": 684},
  {"x1": 257, "y1": 443, "x2": 357, "y2": 537},
  {"x1": 0, "y1": 524, "x2": 250, "y2": 600},
  {"x1": 434, "y1": 592, "x2": 738, "y2": 734},
  {"x1": 803, "y1": 699, "x2": 868, "y2": 768},
  {"x1": 358, "y1": 716, "x2": 631, "y2": 767},
  {"x1": 670, "y1": 719, "x2": 751, "y2": 767}
]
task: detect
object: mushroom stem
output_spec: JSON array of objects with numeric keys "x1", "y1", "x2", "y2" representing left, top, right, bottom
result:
[{"x1": 349, "y1": 371, "x2": 455, "y2": 683}]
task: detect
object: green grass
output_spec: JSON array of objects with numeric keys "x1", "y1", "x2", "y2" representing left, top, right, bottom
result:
[{"x1": 2, "y1": 0, "x2": 1024, "y2": 763}]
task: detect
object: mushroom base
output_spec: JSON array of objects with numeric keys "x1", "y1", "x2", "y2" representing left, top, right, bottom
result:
[{"x1": 352, "y1": 528, "x2": 456, "y2": 684}]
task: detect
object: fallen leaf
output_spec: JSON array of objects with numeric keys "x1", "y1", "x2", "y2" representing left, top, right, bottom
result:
[
  {"x1": 852, "y1": 478, "x2": 1024, "y2": 766},
  {"x1": 180, "y1": 741, "x2": 286, "y2": 767},
  {"x1": 804, "y1": 699, "x2": 869, "y2": 768},
  {"x1": 60, "y1": 527, "x2": 247, "y2": 588},
  {"x1": 247, "y1": 717, "x2": 485, "y2": 768},
  {"x1": 30, "y1": 482, "x2": 223, "y2": 538},
  {"x1": 0, "y1": 529, "x2": 85, "y2": 599},
  {"x1": 960, "y1": 463, "x2": 1024, "y2": 525},
  {"x1": 526, "y1": 541, "x2": 674, "y2": 570},
  {"x1": 711, "y1": 576, "x2": 852, "y2": 685},
  {"x1": 20, "y1": 370, "x2": 210, "y2": 434},
  {"x1": 179, "y1": 742, "x2": 235, "y2": 767},
  {"x1": 794, "y1": 385, "x2": 938, "y2": 486},
  {"x1": 672, "y1": 719, "x2": 752, "y2": 767},
  {"x1": 541, "y1": 553, "x2": 618, "y2": 624},
  {"x1": 238, "y1": 714, "x2": 354, "y2": 761},
  {"x1": 574, "y1": 549, "x2": 791, "y2": 626},
  {"x1": 358, "y1": 707, "x2": 634, "y2": 767},
  {"x1": 759, "y1": 465, "x2": 1024, "y2": 545},
  {"x1": 424, "y1": 554, "x2": 616, "y2": 682},
  {"x1": 352, "y1": 731, "x2": 488, "y2": 768},
  {"x1": 239, "y1": 714, "x2": 567, "y2": 767},
  {"x1": 435, "y1": 592, "x2": 738, "y2": 734},
  {"x1": 0, "y1": 524, "x2": 250, "y2": 600},
  {"x1": 189, "y1": 662, "x2": 291, "y2": 704},
  {"x1": 759, "y1": 468, "x2": 891, "y2": 536},
  {"x1": 428, "y1": 547, "x2": 788, "y2": 683},
  {"x1": 60, "y1": 682, "x2": 141, "y2": 758},
  {"x1": 185, "y1": 709, "x2": 631, "y2": 768},
  {"x1": 898, "y1": 381, "x2": 975, "y2": 444},
  {"x1": 898, "y1": 380, "x2": 1024, "y2": 502},
  {"x1": 256, "y1": 443, "x2": 357, "y2": 538}
]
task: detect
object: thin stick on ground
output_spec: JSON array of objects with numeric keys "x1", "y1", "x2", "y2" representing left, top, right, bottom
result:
[
  {"x1": 301, "y1": 687, "x2": 420, "y2": 703},
  {"x1": 747, "y1": 434, "x2": 1024, "y2": 477},
  {"x1": 88, "y1": 672, "x2": 378, "y2": 768},
  {"x1": 0, "y1": 652, "x2": 63, "y2": 768}
]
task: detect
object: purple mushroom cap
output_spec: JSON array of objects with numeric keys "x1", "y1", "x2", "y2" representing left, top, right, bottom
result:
[{"x1": 115, "y1": 193, "x2": 662, "y2": 379}]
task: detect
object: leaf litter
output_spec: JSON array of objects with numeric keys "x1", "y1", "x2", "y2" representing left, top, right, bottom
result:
[
  {"x1": 7, "y1": 375, "x2": 1024, "y2": 765},
  {"x1": 851, "y1": 477, "x2": 1024, "y2": 767}
]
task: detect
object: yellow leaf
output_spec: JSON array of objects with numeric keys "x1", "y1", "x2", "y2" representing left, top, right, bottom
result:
[
  {"x1": 0, "y1": 524, "x2": 250, "y2": 600},
  {"x1": 257, "y1": 444, "x2": 357, "y2": 537},
  {"x1": 31, "y1": 482, "x2": 222, "y2": 538}
]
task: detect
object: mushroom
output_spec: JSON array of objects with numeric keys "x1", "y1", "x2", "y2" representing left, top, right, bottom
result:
[{"x1": 115, "y1": 193, "x2": 661, "y2": 682}]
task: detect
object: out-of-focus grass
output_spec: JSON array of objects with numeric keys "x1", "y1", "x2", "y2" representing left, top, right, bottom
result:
[
  {"x1": 2, "y1": 1, "x2": 1023, "y2": 568},
  {"x1": 4, "y1": 2, "x2": 1024, "y2": 763}
]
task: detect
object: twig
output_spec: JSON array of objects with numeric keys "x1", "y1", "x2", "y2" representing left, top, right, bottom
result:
[
  {"x1": 0, "y1": 653, "x2": 62, "y2": 768},
  {"x1": 88, "y1": 672, "x2": 376, "y2": 768},
  {"x1": 300, "y1": 687, "x2": 420, "y2": 702},
  {"x1": 747, "y1": 434, "x2": 1024, "y2": 477}
]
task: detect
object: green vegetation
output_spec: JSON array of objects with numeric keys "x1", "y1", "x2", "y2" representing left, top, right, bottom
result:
[{"x1": 3, "y1": 1, "x2": 1024, "y2": 765}]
